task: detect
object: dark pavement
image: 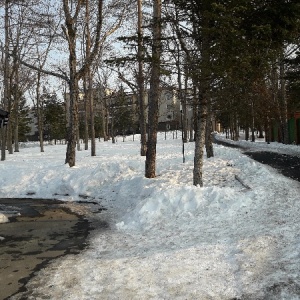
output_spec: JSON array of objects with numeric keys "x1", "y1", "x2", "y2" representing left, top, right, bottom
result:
[
  {"x1": 0, "y1": 199, "x2": 93, "y2": 300},
  {"x1": 244, "y1": 151, "x2": 300, "y2": 182},
  {"x1": 214, "y1": 137, "x2": 300, "y2": 182}
]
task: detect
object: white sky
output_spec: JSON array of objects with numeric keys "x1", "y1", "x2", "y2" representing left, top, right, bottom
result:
[{"x1": 1, "y1": 133, "x2": 300, "y2": 299}]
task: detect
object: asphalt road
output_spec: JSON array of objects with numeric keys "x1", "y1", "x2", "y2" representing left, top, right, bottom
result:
[
  {"x1": 0, "y1": 199, "x2": 93, "y2": 300},
  {"x1": 214, "y1": 137, "x2": 300, "y2": 182},
  {"x1": 244, "y1": 151, "x2": 300, "y2": 182}
]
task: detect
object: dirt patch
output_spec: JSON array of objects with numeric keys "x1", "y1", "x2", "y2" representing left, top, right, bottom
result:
[{"x1": 0, "y1": 198, "x2": 93, "y2": 300}]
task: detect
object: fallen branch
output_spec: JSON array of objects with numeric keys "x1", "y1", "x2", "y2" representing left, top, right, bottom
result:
[{"x1": 235, "y1": 175, "x2": 251, "y2": 190}]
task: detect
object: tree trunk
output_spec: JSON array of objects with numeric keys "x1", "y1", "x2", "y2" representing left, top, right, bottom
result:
[
  {"x1": 65, "y1": 37, "x2": 79, "y2": 165},
  {"x1": 176, "y1": 47, "x2": 187, "y2": 143},
  {"x1": 63, "y1": 0, "x2": 103, "y2": 166},
  {"x1": 77, "y1": 113, "x2": 81, "y2": 151},
  {"x1": 192, "y1": 84, "x2": 198, "y2": 141},
  {"x1": 265, "y1": 116, "x2": 271, "y2": 144},
  {"x1": 83, "y1": 76, "x2": 89, "y2": 150},
  {"x1": 182, "y1": 61, "x2": 189, "y2": 143},
  {"x1": 85, "y1": 0, "x2": 96, "y2": 156},
  {"x1": 280, "y1": 52, "x2": 289, "y2": 144},
  {"x1": 66, "y1": 74, "x2": 79, "y2": 166},
  {"x1": 13, "y1": 57, "x2": 20, "y2": 152},
  {"x1": 145, "y1": 0, "x2": 161, "y2": 178},
  {"x1": 2, "y1": 0, "x2": 9, "y2": 161},
  {"x1": 234, "y1": 113, "x2": 239, "y2": 141},
  {"x1": 101, "y1": 97, "x2": 108, "y2": 141},
  {"x1": 245, "y1": 127, "x2": 249, "y2": 141},
  {"x1": 111, "y1": 113, "x2": 115, "y2": 144},
  {"x1": 137, "y1": 0, "x2": 147, "y2": 156},
  {"x1": 6, "y1": 78, "x2": 13, "y2": 155},
  {"x1": 258, "y1": 128, "x2": 264, "y2": 138},
  {"x1": 64, "y1": 1, "x2": 79, "y2": 166},
  {"x1": 251, "y1": 100, "x2": 255, "y2": 142},
  {"x1": 205, "y1": 101, "x2": 214, "y2": 158},
  {"x1": 89, "y1": 78, "x2": 96, "y2": 155},
  {"x1": 193, "y1": 93, "x2": 207, "y2": 186},
  {"x1": 193, "y1": 3, "x2": 210, "y2": 187},
  {"x1": 36, "y1": 71, "x2": 44, "y2": 152},
  {"x1": 189, "y1": 116, "x2": 194, "y2": 142}
]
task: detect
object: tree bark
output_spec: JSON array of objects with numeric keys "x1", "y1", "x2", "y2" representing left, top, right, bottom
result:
[
  {"x1": 137, "y1": 0, "x2": 147, "y2": 156},
  {"x1": 89, "y1": 75, "x2": 96, "y2": 155},
  {"x1": 13, "y1": 55, "x2": 20, "y2": 152},
  {"x1": 245, "y1": 127, "x2": 249, "y2": 141},
  {"x1": 7, "y1": 72, "x2": 13, "y2": 154},
  {"x1": 193, "y1": 92, "x2": 207, "y2": 186},
  {"x1": 101, "y1": 96, "x2": 108, "y2": 141},
  {"x1": 83, "y1": 76, "x2": 89, "y2": 150},
  {"x1": 85, "y1": 0, "x2": 96, "y2": 156},
  {"x1": 65, "y1": 74, "x2": 79, "y2": 166},
  {"x1": 1, "y1": 0, "x2": 9, "y2": 161},
  {"x1": 280, "y1": 52, "x2": 289, "y2": 144},
  {"x1": 65, "y1": 15, "x2": 79, "y2": 165},
  {"x1": 36, "y1": 71, "x2": 44, "y2": 152},
  {"x1": 251, "y1": 100, "x2": 255, "y2": 142},
  {"x1": 176, "y1": 46, "x2": 187, "y2": 143},
  {"x1": 145, "y1": 0, "x2": 161, "y2": 178},
  {"x1": 193, "y1": 3, "x2": 210, "y2": 187},
  {"x1": 205, "y1": 102, "x2": 214, "y2": 158}
]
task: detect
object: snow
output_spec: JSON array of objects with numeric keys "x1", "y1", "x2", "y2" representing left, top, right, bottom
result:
[
  {"x1": 0, "y1": 213, "x2": 9, "y2": 223},
  {"x1": 1, "y1": 132, "x2": 300, "y2": 299}
]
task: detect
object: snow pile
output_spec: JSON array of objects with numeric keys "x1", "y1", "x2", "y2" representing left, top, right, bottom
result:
[
  {"x1": 116, "y1": 185, "x2": 253, "y2": 231},
  {"x1": 0, "y1": 213, "x2": 9, "y2": 223},
  {"x1": 2, "y1": 132, "x2": 300, "y2": 299}
]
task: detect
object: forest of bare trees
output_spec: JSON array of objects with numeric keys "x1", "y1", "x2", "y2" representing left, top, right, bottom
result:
[{"x1": 0, "y1": 0, "x2": 299, "y2": 186}]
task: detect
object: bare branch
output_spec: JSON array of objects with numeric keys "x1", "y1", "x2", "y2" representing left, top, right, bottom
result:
[{"x1": 17, "y1": 57, "x2": 69, "y2": 82}]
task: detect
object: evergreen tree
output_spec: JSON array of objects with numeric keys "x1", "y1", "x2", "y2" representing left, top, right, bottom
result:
[
  {"x1": 286, "y1": 49, "x2": 300, "y2": 113},
  {"x1": 43, "y1": 94, "x2": 66, "y2": 142},
  {"x1": 17, "y1": 98, "x2": 31, "y2": 142},
  {"x1": 113, "y1": 88, "x2": 135, "y2": 136}
]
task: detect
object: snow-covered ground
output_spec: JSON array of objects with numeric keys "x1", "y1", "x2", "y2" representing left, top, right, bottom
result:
[{"x1": 1, "y1": 133, "x2": 300, "y2": 299}]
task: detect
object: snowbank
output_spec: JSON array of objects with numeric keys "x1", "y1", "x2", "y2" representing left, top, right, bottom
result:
[
  {"x1": 0, "y1": 213, "x2": 9, "y2": 223},
  {"x1": 2, "y1": 133, "x2": 300, "y2": 299}
]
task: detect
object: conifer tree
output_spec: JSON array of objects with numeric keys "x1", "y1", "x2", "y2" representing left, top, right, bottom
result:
[{"x1": 145, "y1": 0, "x2": 162, "y2": 178}]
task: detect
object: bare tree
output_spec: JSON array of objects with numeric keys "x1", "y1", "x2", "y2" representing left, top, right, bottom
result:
[{"x1": 61, "y1": 0, "x2": 107, "y2": 166}]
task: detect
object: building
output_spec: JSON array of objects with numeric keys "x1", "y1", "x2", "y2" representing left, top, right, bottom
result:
[{"x1": 66, "y1": 87, "x2": 194, "y2": 136}]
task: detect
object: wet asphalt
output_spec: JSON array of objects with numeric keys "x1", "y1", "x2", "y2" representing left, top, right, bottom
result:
[
  {"x1": 214, "y1": 138, "x2": 300, "y2": 182},
  {"x1": 0, "y1": 199, "x2": 94, "y2": 300},
  {"x1": 243, "y1": 151, "x2": 300, "y2": 182}
]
